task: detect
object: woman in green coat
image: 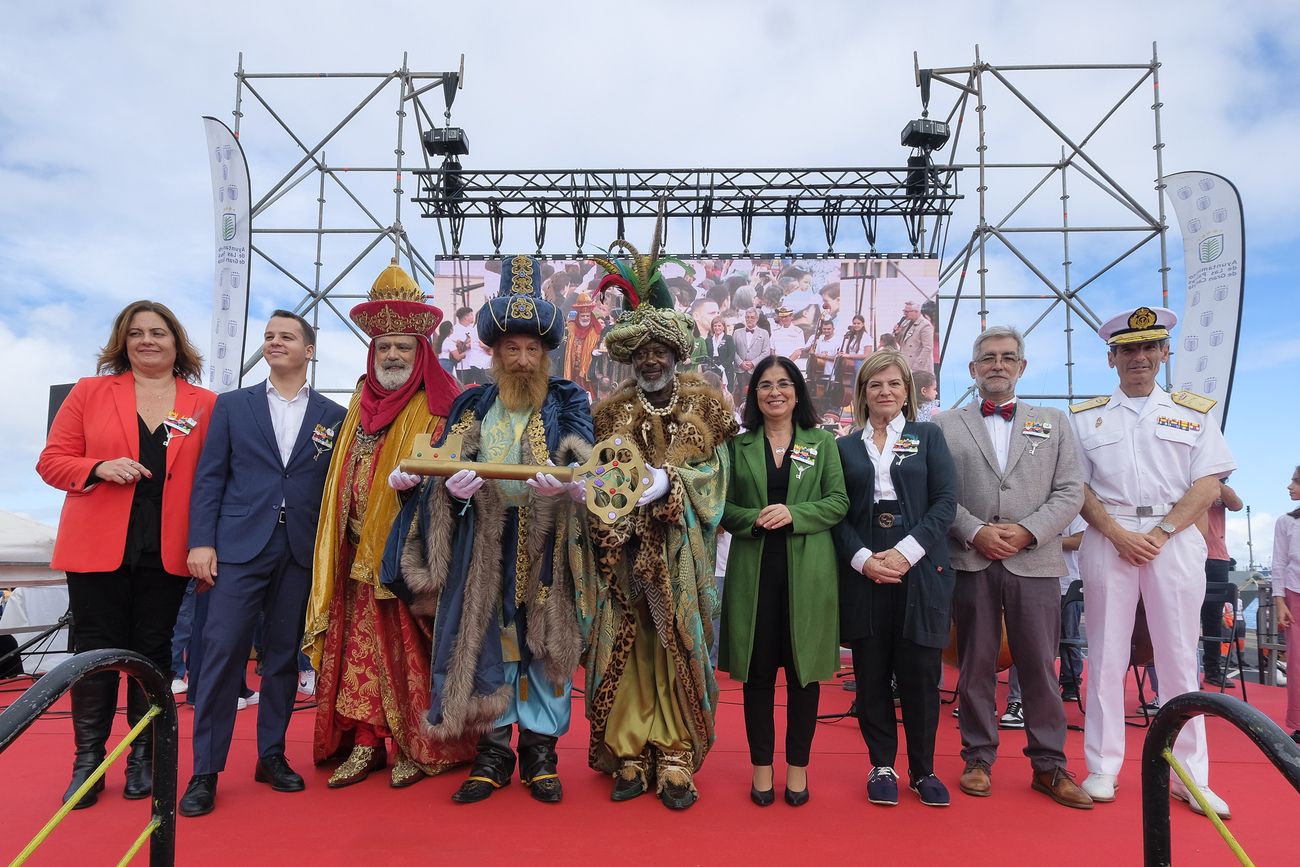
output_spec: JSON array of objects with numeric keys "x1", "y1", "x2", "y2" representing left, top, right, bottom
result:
[{"x1": 720, "y1": 355, "x2": 848, "y2": 807}]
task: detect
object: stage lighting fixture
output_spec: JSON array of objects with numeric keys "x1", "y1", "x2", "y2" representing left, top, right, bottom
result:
[
  {"x1": 423, "y1": 126, "x2": 470, "y2": 157},
  {"x1": 440, "y1": 156, "x2": 466, "y2": 203},
  {"x1": 900, "y1": 118, "x2": 950, "y2": 151}
]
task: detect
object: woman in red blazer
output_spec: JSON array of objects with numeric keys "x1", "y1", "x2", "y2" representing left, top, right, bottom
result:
[{"x1": 37, "y1": 299, "x2": 216, "y2": 809}]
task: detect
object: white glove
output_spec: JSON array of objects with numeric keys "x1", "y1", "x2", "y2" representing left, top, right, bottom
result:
[
  {"x1": 445, "y1": 469, "x2": 484, "y2": 500},
  {"x1": 388, "y1": 467, "x2": 422, "y2": 491},
  {"x1": 636, "y1": 465, "x2": 670, "y2": 506},
  {"x1": 526, "y1": 461, "x2": 569, "y2": 498},
  {"x1": 567, "y1": 477, "x2": 588, "y2": 505}
]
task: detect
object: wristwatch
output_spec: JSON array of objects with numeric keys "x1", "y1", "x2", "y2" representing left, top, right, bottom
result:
[{"x1": 1155, "y1": 521, "x2": 1177, "y2": 535}]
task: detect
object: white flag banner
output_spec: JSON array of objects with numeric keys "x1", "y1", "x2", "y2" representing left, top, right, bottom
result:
[
  {"x1": 202, "y1": 117, "x2": 251, "y2": 394},
  {"x1": 1163, "y1": 171, "x2": 1244, "y2": 430}
]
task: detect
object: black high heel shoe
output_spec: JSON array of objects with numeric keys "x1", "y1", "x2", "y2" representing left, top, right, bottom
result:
[
  {"x1": 750, "y1": 784, "x2": 775, "y2": 806},
  {"x1": 784, "y1": 785, "x2": 810, "y2": 806}
]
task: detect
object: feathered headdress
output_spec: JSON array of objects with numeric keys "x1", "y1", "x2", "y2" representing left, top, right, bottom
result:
[
  {"x1": 592, "y1": 205, "x2": 697, "y2": 363},
  {"x1": 588, "y1": 201, "x2": 694, "y2": 313}
]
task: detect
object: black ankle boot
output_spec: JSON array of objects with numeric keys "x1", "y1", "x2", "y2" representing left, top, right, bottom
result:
[
  {"x1": 518, "y1": 729, "x2": 562, "y2": 803},
  {"x1": 451, "y1": 726, "x2": 516, "y2": 804},
  {"x1": 123, "y1": 683, "x2": 153, "y2": 799},
  {"x1": 63, "y1": 672, "x2": 118, "y2": 809}
]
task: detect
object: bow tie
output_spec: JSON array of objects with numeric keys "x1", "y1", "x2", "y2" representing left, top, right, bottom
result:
[
  {"x1": 746, "y1": 328, "x2": 755, "y2": 333},
  {"x1": 981, "y1": 399, "x2": 1015, "y2": 420}
]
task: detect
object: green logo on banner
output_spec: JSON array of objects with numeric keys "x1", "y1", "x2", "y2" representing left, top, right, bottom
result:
[
  {"x1": 1198, "y1": 233, "x2": 1223, "y2": 263},
  {"x1": 222, "y1": 212, "x2": 237, "y2": 242}
]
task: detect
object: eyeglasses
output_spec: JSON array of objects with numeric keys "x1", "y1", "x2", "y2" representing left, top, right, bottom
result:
[
  {"x1": 975, "y1": 353, "x2": 1021, "y2": 367},
  {"x1": 756, "y1": 379, "x2": 796, "y2": 392}
]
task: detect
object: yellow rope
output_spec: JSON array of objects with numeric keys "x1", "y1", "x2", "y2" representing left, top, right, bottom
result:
[
  {"x1": 1163, "y1": 747, "x2": 1254, "y2": 867},
  {"x1": 9, "y1": 703, "x2": 161, "y2": 867},
  {"x1": 116, "y1": 817, "x2": 161, "y2": 867}
]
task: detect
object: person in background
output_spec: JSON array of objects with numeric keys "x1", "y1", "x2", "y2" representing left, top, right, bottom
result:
[
  {"x1": 913, "y1": 371, "x2": 940, "y2": 422},
  {"x1": 837, "y1": 315, "x2": 871, "y2": 394},
  {"x1": 1059, "y1": 515, "x2": 1088, "y2": 702},
  {"x1": 1201, "y1": 475, "x2": 1243, "y2": 688},
  {"x1": 1271, "y1": 466, "x2": 1300, "y2": 744},
  {"x1": 733, "y1": 307, "x2": 772, "y2": 404},
  {"x1": 694, "y1": 316, "x2": 737, "y2": 391},
  {"x1": 893, "y1": 301, "x2": 935, "y2": 376},
  {"x1": 720, "y1": 357, "x2": 847, "y2": 808},
  {"x1": 768, "y1": 307, "x2": 806, "y2": 363},
  {"x1": 37, "y1": 300, "x2": 216, "y2": 808},
  {"x1": 833, "y1": 350, "x2": 957, "y2": 808}
]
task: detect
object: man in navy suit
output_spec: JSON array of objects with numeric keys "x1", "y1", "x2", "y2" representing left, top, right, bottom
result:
[{"x1": 178, "y1": 310, "x2": 346, "y2": 817}]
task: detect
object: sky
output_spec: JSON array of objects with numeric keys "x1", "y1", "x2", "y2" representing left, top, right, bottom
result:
[{"x1": 2, "y1": 0, "x2": 1298, "y2": 568}]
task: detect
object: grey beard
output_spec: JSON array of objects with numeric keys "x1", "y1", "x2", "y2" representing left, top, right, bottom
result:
[
  {"x1": 374, "y1": 363, "x2": 413, "y2": 390},
  {"x1": 635, "y1": 369, "x2": 675, "y2": 394}
]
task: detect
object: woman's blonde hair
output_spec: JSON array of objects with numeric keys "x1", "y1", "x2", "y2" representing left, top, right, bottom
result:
[{"x1": 852, "y1": 350, "x2": 917, "y2": 427}]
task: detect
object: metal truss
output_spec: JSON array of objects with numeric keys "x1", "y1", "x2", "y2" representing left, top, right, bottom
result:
[
  {"x1": 229, "y1": 53, "x2": 460, "y2": 388},
  {"x1": 411, "y1": 165, "x2": 960, "y2": 256},
  {"x1": 921, "y1": 44, "x2": 1170, "y2": 403}
]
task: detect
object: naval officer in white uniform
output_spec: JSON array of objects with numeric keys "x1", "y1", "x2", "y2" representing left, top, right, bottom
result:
[{"x1": 1069, "y1": 305, "x2": 1235, "y2": 818}]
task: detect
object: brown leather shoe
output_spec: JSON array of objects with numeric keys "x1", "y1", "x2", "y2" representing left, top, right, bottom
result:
[
  {"x1": 1032, "y1": 767, "x2": 1094, "y2": 810},
  {"x1": 959, "y1": 762, "x2": 991, "y2": 797}
]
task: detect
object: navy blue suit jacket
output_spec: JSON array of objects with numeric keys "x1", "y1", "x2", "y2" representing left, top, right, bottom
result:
[{"x1": 188, "y1": 381, "x2": 347, "y2": 567}]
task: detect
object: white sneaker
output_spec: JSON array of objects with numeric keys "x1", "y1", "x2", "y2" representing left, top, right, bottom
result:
[
  {"x1": 170, "y1": 677, "x2": 187, "y2": 695},
  {"x1": 297, "y1": 670, "x2": 317, "y2": 696},
  {"x1": 236, "y1": 692, "x2": 260, "y2": 711},
  {"x1": 1171, "y1": 780, "x2": 1231, "y2": 819},
  {"x1": 1081, "y1": 773, "x2": 1118, "y2": 802}
]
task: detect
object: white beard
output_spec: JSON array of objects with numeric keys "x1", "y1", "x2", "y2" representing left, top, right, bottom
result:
[
  {"x1": 635, "y1": 369, "x2": 675, "y2": 394},
  {"x1": 374, "y1": 361, "x2": 413, "y2": 390}
]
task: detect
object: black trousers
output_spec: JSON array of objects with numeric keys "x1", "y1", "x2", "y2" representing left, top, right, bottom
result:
[
  {"x1": 847, "y1": 523, "x2": 941, "y2": 780},
  {"x1": 742, "y1": 555, "x2": 820, "y2": 767},
  {"x1": 66, "y1": 563, "x2": 188, "y2": 708},
  {"x1": 1201, "y1": 559, "x2": 1231, "y2": 678}
]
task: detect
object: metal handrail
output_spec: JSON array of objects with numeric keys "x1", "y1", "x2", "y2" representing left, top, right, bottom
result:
[
  {"x1": 0, "y1": 649, "x2": 178, "y2": 866},
  {"x1": 1142, "y1": 691, "x2": 1300, "y2": 867}
]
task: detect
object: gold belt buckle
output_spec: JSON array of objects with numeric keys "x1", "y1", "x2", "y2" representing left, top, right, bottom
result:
[{"x1": 876, "y1": 513, "x2": 895, "y2": 529}]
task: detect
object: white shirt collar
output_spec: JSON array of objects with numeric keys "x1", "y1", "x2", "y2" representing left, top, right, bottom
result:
[
  {"x1": 860, "y1": 411, "x2": 906, "y2": 444},
  {"x1": 266, "y1": 379, "x2": 310, "y2": 403}
]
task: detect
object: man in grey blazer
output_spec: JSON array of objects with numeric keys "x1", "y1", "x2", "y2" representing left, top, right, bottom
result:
[
  {"x1": 731, "y1": 306, "x2": 771, "y2": 401},
  {"x1": 934, "y1": 326, "x2": 1091, "y2": 809}
]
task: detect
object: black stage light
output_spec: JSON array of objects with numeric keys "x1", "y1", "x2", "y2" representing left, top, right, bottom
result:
[
  {"x1": 440, "y1": 156, "x2": 466, "y2": 202},
  {"x1": 423, "y1": 126, "x2": 470, "y2": 157},
  {"x1": 900, "y1": 118, "x2": 950, "y2": 151}
]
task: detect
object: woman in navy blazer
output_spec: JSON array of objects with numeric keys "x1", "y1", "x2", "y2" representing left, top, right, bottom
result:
[
  {"x1": 832, "y1": 350, "x2": 956, "y2": 808},
  {"x1": 37, "y1": 300, "x2": 215, "y2": 808}
]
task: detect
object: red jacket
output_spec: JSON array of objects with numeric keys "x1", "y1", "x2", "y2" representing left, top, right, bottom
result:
[{"x1": 37, "y1": 372, "x2": 217, "y2": 576}]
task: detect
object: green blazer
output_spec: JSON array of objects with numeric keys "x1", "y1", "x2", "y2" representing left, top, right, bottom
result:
[{"x1": 719, "y1": 424, "x2": 848, "y2": 685}]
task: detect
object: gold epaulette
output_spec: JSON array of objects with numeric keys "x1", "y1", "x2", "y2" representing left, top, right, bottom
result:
[
  {"x1": 1171, "y1": 390, "x2": 1217, "y2": 414},
  {"x1": 1068, "y1": 396, "x2": 1110, "y2": 414}
]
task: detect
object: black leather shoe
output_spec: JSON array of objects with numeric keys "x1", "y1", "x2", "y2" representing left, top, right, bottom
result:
[
  {"x1": 750, "y1": 785, "x2": 775, "y2": 806},
  {"x1": 63, "y1": 755, "x2": 106, "y2": 809},
  {"x1": 451, "y1": 777, "x2": 502, "y2": 804},
  {"x1": 254, "y1": 754, "x2": 305, "y2": 792},
  {"x1": 784, "y1": 786, "x2": 810, "y2": 807},
  {"x1": 528, "y1": 775, "x2": 564, "y2": 803},
  {"x1": 179, "y1": 774, "x2": 218, "y2": 817}
]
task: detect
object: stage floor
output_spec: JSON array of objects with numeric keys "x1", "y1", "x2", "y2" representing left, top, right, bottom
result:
[{"x1": 1, "y1": 669, "x2": 1293, "y2": 866}]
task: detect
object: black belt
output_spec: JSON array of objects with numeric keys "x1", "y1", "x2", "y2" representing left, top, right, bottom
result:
[
  {"x1": 277, "y1": 508, "x2": 287, "y2": 525},
  {"x1": 874, "y1": 499, "x2": 902, "y2": 529}
]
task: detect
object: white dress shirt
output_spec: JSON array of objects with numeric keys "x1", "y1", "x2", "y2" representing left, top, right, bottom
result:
[
  {"x1": 1273, "y1": 514, "x2": 1300, "y2": 596},
  {"x1": 266, "y1": 379, "x2": 310, "y2": 466},
  {"x1": 850, "y1": 412, "x2": 925, "y2": 572},
  {"x1": 769, "y1": 324, "x2": 806, "y2": 359},
  {"x1": 982, "y1": 397, "x2": 1016, "y2": 473}
]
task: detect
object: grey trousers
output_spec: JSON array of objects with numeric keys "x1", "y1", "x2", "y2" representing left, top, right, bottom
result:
[{"x1": 954, "y1": 560, "x2": 1067, "y2": 772}]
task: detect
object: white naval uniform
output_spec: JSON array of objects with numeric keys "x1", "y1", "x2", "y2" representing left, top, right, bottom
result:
[{"x1": 1069, "y1": 386, "x2": 1235, "y2": 785}]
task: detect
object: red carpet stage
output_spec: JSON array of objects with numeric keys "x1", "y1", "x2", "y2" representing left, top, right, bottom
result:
[{"x1": 2, "y1": 670, "x2": 1293, "y2": 866}]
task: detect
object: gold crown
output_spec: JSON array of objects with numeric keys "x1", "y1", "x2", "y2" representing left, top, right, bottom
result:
[
  {"x1": 1128, "y1": 306, "x2": 1157, "y2": 330},
  {"x1": 368, "y1": 258, "x2": 424, "y2": 303}
]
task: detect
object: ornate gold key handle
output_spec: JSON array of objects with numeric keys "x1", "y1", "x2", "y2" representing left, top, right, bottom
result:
[{"x1": 400, "y1": 432, "x2": 648, "y2": 524}]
